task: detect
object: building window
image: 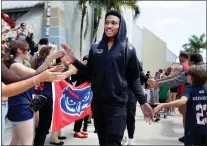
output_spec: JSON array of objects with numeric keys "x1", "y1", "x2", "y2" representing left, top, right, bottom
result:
[{"x1": 7, "y1": 11, "x2": 28, "y2": 21}]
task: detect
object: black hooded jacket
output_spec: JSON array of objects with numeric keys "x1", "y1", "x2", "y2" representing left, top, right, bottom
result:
[{"x1": 73, "y1": 13, "x2": 146, "y2": 106}]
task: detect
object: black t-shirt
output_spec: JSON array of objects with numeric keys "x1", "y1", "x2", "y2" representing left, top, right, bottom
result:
[
  {"x1": 145, "y1": 73, "x2": 150, "y2": 88},
  {"x1": 146, "y1": 73, "x2": 150, "y2": 79}
]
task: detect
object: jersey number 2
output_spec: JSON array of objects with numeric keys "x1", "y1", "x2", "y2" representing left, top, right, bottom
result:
[{"x1": 196, "y1": 104, "x2": 207, "y2": 125}]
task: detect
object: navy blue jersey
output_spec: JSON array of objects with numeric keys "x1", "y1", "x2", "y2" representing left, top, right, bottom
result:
[
  {"x1": 36, "y1": 59, "x2": 52, "y2": 98},
  {"x1": 8, "y1": 61, "x2": 35, "y2": 121},
  {"x1": 184, "y1": 85, "x2": 207, "y2": 134}
]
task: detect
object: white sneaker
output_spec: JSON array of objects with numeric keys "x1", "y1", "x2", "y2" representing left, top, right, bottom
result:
[
  {"x1": 121, "y1": 136, "x2": 127, "y2": 145},
  {"x1": 168, "y1": 111, "x2": 174, "y2": 116},
  {"x1": 128, "y1": 138, "x2": 134, "y2": 146},
  {"x1": 167, "y1": 111, "x2": 171, "y2": 116}
]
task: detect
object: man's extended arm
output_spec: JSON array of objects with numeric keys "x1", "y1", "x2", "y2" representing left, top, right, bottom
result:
[
  {"x1": 72, "y1": 48, "x2": 94, "y2": 78},
  {"x1": 2, "y1": 64, "x2": 39, "y2": 85},
  {"x1": 157, "y1": 74, "x2": 177, "y2": 81},
  {"x1": 158, "y1": 64, "x2": 183, "y2": 81},
  {"x1": 158, "y1": 72, "x2": 187, "y2": 88}
]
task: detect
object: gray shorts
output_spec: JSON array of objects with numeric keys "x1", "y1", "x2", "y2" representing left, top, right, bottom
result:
[{"x1": 150, "y1": 88, "x2": 159, "y2": 104}]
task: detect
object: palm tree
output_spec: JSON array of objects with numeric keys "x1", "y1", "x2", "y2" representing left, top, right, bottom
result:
[
  {"x1": 90, "y1": 0, "x2": 140, "y2": 42},
  {"x1": 77, "y1": 0, "x2": 140, "y2": 58},
  {"x1": 182, "y1": 33, "x2": 206, "y2": 53}
]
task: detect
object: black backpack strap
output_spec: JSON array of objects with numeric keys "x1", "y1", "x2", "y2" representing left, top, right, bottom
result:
[
  {"x1": 92, "y1": 41, "x2": 100, "y2": 51},
  {"x1": 22, "y1": 93, "x2": 31, "y2": 105},
  {"x1": 125, "y1": 42, "x2": 129, "y2": 74}
]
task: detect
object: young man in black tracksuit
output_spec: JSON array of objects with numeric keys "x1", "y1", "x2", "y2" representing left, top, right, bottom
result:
[
  {"x1": 126, "y1": 60, "x2": 154, "y2": 145},
  {"x1": 61, "y1": 11, "x2": 154, "y2": 146}
]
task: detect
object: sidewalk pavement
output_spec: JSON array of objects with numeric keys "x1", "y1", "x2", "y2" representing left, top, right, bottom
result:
[{"x1": 4, "y1": 106, "x2": 184, "y2": 145}]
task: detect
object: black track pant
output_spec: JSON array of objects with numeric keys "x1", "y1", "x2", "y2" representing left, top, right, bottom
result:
[
  {"x1": 34, "y1": 97, "x2": 53, "y2": 145},
  {"x1": 73, "y1": 116, "x2": 89, "y2": 132},
  {"x1": 92, "y1": 102, "x2": 127, "y2": 146},
  {"x1": 185, "y1": 132, "x2": 207, "y2": 146},
  {"x1": 126, "y1": 101, "x2": 137, "y2": 138}
]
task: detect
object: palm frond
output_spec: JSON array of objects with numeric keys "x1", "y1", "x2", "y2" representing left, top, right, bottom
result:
[
  {"x1": 199, "y1": 33, "x2": 205, "y2": 42},
  {"x1": 182, "y1": 43, "x2": 189, "y2": 49},
  {"x1": 183, "y1": 33, "x2": 206, "y2": 53}
]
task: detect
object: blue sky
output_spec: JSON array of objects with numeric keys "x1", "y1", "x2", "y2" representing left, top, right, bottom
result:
[{"x1": 136, "y1": 1, "x2": 206, "y2": 60}]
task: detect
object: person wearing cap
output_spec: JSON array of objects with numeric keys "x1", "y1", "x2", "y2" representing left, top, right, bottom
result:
[
  {"x1": 16, "y1": 23, "x2": 27, "y2": 40},
  {"x1": 61, "y1": 10, "x2": 154, "y2": 145}
]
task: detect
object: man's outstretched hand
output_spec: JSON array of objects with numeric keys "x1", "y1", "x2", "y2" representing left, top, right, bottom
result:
[
  {"x1": 140, "y1": 103, "x2": 154, "y2": 124},
  {"x1": 61, "y1": 43, "x2": 76, "y2": 63}
]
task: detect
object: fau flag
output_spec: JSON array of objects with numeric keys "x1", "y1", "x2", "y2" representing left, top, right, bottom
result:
[{"x1": 51, "y1": 80, "x2": 93, "y2": 132}]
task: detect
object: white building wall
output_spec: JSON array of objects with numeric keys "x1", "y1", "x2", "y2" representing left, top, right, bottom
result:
[
  {"x1": 166, "y1": 49, "x2": 177, "y2": 66},
  {"x1": 64, "y1": 1, "x2": 93, "y2": 59},
  {"x1": 142, "y1": 27, "x2": 167, "y2": 76},
  {"x1": 5, "y1": 6, "x2": 44, "y2": 43},
  {"x1": 131, "y1": 23, "x2": 143, "y2": 62}
]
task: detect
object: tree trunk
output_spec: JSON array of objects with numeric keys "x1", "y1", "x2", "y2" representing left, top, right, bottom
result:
[
  {"x1": 80, "y1": 4, "x2": 87, "y2": 59},
  {"x1": 93, "y1": 16, "x2": 101, "y2": 43}
]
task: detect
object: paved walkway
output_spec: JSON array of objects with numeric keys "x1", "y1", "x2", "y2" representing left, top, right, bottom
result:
[{"x1": 4, "y1": 106, "x2": 184, "y2": 145}]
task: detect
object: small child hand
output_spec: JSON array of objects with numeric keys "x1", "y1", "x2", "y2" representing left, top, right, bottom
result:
[{"x1": 154, "y1": 104, "x2": 164, "y2": 114}]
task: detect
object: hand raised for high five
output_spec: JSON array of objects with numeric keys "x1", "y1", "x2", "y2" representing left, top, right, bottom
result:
[
  {"x1": 45, "y1": 49, "x2": 65, "y2": 65},
  {"x1": 38, "y1": 67, "x2": 66, "y2": 83},
  {"x1": 61, "y1": 43, "x2": 76, "y2": 63}
]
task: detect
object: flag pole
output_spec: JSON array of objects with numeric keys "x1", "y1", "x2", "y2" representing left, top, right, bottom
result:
[{"x1": 51, "y1": 82, "x2": 56, "y2": 132}]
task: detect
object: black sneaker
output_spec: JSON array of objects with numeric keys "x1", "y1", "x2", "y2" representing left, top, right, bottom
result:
[
  {"x1": 155, "y1": 117, "x2": 160, "y2": 122},
  {"x1": 83, "y1": 126, "x2": 87, "y2": 132},
  {"x1": 178, "y1": 136, "x2": 184, "y2": 143}
]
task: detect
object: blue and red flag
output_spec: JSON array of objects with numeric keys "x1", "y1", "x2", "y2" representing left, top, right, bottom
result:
[{"x1": 51, "y1": 80, "x2": 93, "y2": 132}]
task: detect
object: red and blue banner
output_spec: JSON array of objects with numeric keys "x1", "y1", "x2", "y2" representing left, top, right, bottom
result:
[{"x1": 51, "y1": 80, "x2": 93, "y2": 132}]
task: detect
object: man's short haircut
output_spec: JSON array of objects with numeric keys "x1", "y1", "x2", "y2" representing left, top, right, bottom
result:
[
  {"x1": 20, "y1": 23, "x2": 26, "y2": 26},
  {"x1": 179, "y1": 51, "x2": 189, "y2": 59},
  {"x1": 39, "y1": 38, "x2": 48, "y2": 45},
  {"x1": 167, "y1": 67, "x2": 172, "y2": 73},
  {"x1": 189, "y1": 53, "x2": 203, "y2": 64},
  {"x1": 187, "y1": 65, "x2": 207, "y2": 85},
  {"x1": 159, "y1": 69, "x2": 163, "y2": 73},
  {"x1": 105, "y1": 10, "x2": 121, "y2": 20}
]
